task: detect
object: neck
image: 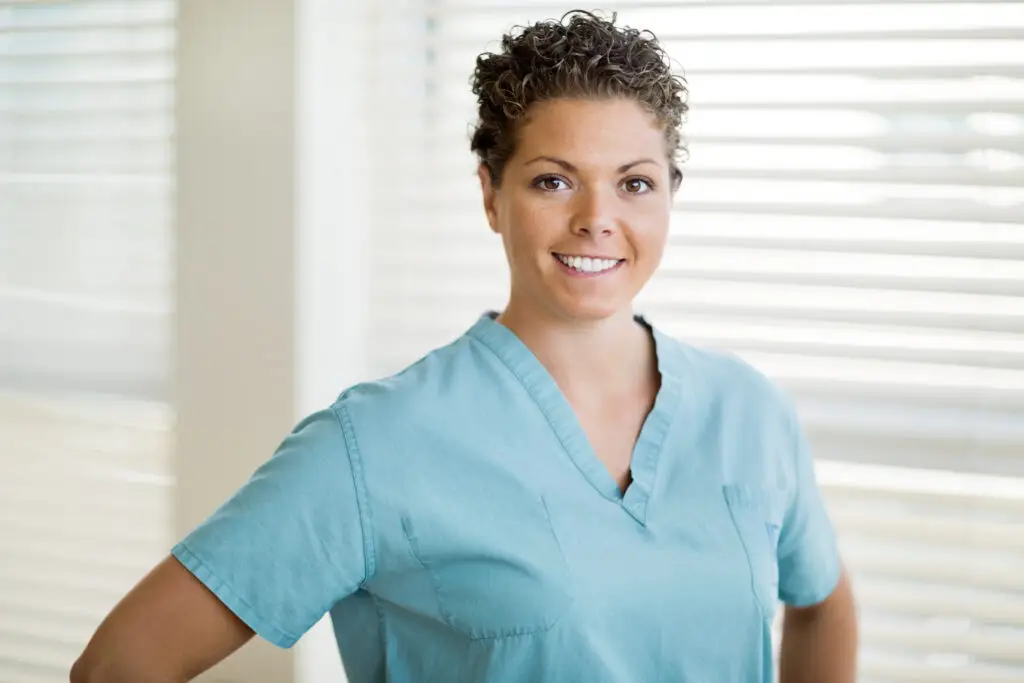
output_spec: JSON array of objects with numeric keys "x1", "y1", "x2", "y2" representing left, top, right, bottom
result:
[{"x1": 496, "y1": 299, "x2": 654, "y2": 400}]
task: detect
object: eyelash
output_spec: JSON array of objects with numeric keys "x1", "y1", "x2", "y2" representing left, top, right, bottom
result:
[
  {"x1": 531, "y1": 175, "x2": 657, "y2": 194},
  {"x1": 622, "y1": 177, "x2": 655, "y2": 194},
  {"x1": 532, "y1": 175, "x2": 570, "y2": 192}
]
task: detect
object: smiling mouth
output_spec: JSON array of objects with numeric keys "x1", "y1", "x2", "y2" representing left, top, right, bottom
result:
[{"x1": 553, "y1": 253, "x2": 625, "y2": 276}]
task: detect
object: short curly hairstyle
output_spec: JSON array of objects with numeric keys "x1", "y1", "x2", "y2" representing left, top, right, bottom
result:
[{"x1": 470, "y1": 10, "x2": 688, "y2": 188}]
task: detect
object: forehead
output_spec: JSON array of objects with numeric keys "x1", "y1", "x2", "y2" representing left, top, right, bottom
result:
[{"x1": 511, "y1": 98, "x2": 668, "y2": 166}]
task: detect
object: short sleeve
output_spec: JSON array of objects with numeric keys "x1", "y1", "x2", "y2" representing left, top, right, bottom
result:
[
  {"x1": 776, "y1": 402, "x2": 841, "y2": 607},
  {"x1": 172, "y1": 405, "x2": 370, "y2": 648}
]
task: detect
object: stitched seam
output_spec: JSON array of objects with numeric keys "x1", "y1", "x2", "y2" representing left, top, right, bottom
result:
[
  {"x1": 468, "y1": 336, "x2": 589, "y2": 489},
  {"x1": 173, "y1": 542, "x2": 300, "y2": 646},
  {"x1": 723, "y1": 489, "x2": 776, "y2": 619},
  {"x1": 333, "y1": 401, "x2": 378, "y2": 583},
  {"x1": 784, "y1": 397, "x2": 803, "y2": 514},
  {"x1": 400, "y1": 516, "x2": 466, "y2": 636},
  {"x1": 401, "y1": 505, "x2": 573, "y2": 642},
  {"x1": 631, "y1": 330, "x2": 679, "y2": 508}
]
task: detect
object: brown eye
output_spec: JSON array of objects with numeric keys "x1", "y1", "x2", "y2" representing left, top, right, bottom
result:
[
  {"x1": 622, "y1": 177, "x2": 653, "y2": 194},
  {"x1": 534, "y1": 176, "x2": 569, "y2": 192}
]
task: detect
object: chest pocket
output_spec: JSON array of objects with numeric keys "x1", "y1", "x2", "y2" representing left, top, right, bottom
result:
[
  {"x1": 723, "y1": 484, "x2": 784, "y2": 619},
  {"x1": 401, "y1": 488, "x2": 573, "y2": 640}
]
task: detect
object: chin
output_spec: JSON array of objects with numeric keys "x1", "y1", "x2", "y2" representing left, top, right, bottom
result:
[{"x1": 550, "y1": 295, "x2": 629, "y2": 323}]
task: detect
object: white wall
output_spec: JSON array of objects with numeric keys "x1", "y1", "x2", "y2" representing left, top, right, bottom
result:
[{"x1": 176, "y1": 1, "x2": 368, "y2": 681}]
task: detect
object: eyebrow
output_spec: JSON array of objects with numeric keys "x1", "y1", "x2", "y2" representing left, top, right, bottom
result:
[{"x1": 524, "y1": 156, "x2": 662, "y2": 173}]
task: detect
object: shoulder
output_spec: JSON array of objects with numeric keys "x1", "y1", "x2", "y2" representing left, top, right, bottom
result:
[
  {"x1": 330, "y1": 333, "x2": 498, "y2": 431},
  {"x1": 662, "y1": 334, "x2": 801, "y2": 480},
  {"x1": 673, "y1": 336, "x2": 794, "y2": 423}
]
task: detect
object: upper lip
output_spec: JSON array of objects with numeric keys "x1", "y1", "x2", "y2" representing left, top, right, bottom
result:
[{"x1": 553, "y1": 252, "x2": 624, "y2": 260}]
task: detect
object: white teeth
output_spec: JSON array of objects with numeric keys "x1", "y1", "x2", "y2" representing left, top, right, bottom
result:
[{"x1": 556, "y1": 254, "x2": 621, "y2": 274}]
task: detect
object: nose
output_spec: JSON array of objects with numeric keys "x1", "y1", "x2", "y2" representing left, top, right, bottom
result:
[{"x1": 571, "y1": 187, "x2": 616, "y2": 238}]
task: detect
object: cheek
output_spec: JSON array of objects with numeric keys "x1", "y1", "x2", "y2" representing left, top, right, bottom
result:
[
  {"x1": 497, "y1": 216, "x2": 538, "y2": 271},
  {"x1": 632, "y1": 207, "x2": 671, "y2": 258},
  {"x1": 505, "y1": 202, "x2": 561, "y2": 255},
  {"x1": 653, "y1": 223, "x2": 670, "y2": 254}
]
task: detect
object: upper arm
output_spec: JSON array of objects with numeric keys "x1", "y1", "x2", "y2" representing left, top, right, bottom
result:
[{"x1": 72, "y1": 555, "x2": 255, "y2": 683}]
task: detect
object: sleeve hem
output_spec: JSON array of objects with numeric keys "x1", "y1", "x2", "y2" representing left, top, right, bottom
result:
[
  {"x1": 780, "y1": 554, "x2": 842, "y2": 608},
  {"x1": 171, "y1": 542, "x2": 300, "y2": 649}
]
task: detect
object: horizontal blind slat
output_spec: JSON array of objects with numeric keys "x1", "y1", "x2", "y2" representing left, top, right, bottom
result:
[
  {"x1": 2, "y1": 14, "x2": 176, "y2": 683},
  {"x1": 0, "y1": 1, "x2": 176, "y2": 31}
]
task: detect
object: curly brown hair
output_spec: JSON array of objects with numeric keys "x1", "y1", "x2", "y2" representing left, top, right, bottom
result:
[{"x1": 470, "y1": 10, "x2": 688, "y2": 189}]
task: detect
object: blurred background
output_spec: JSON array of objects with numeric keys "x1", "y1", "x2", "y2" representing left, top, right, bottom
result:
[{"x1": 1, "y1": 0, "x2": 1023, "y2": 682}]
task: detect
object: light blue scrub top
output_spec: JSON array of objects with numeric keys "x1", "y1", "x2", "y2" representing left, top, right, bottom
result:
[{"x1": 173, "y1": 312, "x2": 840, "y2": 682}]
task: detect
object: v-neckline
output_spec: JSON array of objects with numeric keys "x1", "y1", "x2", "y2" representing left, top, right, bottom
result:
[{"x1": 467, "y1": 311, "x2": 685, "y2": 525}]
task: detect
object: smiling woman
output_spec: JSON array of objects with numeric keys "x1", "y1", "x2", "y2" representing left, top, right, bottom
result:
[
  {"x1": 71, "y1": 10, "x2": 856, "y2": 683},
  {"x1": 479, "y1": 97, "x2": 674, "y2": 323}
]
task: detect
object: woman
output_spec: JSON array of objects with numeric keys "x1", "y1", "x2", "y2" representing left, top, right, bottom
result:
[{"x1": 72, "y1": 11, "x2": 857, "y2": 683}]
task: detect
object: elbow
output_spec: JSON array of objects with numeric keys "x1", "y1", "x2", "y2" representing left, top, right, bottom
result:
[
  {"x1": 69, "y1": 652, "x2": 153, "y2": 683},
  {"x1": 69, "y1": 651, "x2": 183, "y2": 683},
  {"x1": 69, "y1": 655, "x2": 93, "y2": 683}
]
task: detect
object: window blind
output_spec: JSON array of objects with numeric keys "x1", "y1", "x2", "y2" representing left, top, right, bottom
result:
[
  {"x1": 363, "y1": 2, "x2": 1024, "y2": 682},
  {"x1": 0, "y1": 2, "x2": 175, "y2": 682}
]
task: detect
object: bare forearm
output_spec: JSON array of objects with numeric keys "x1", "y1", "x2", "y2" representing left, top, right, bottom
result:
[
  {"x1": 779, "y1": 568, "x2": 858, "y2": 683},
  {"x1": 70, "y1": 557, "x2": 253, "y2": 683}
]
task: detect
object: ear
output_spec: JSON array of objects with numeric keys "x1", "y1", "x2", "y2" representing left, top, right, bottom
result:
[
  {"x1": 477, "y1": 163, "x2": 499, "y2": 234},
  {"x1": 670, "y1": 166, "x2": 683, "y2": 193}
]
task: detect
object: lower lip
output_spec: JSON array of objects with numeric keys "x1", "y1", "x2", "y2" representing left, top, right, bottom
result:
[{"x1": 553, "y1": 254, "x2": 624, "y2": 278}]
